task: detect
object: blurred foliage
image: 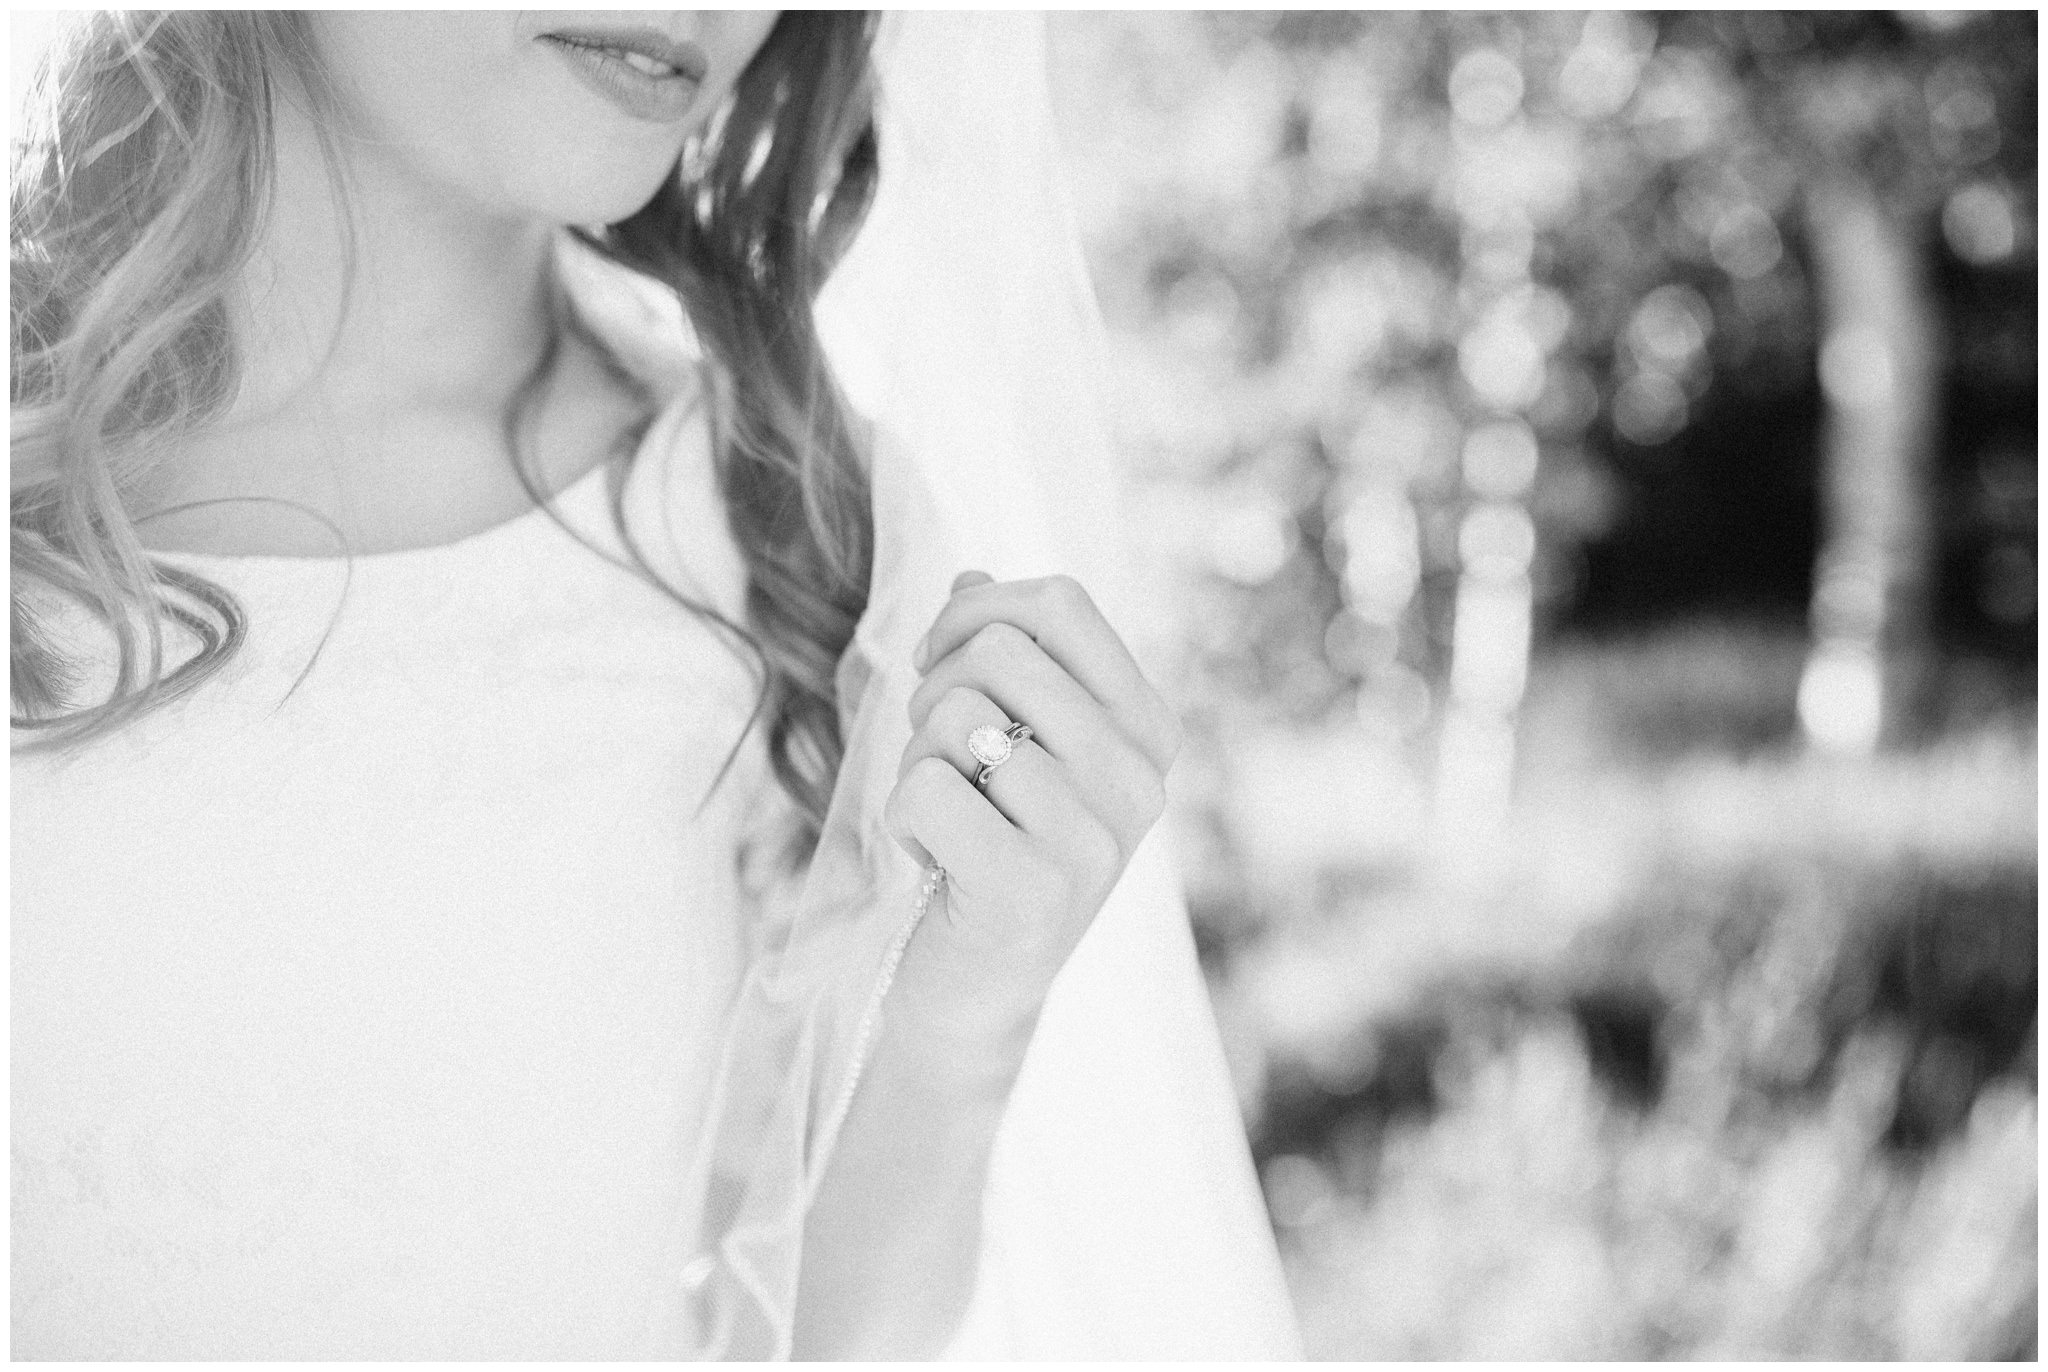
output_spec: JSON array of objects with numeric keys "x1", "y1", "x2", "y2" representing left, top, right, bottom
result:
[
  {"x1": 1051, "y1": 9, "x2": 2035, "y2": 739},
  {"x1": 1048, "y1": 10, "x2": 2037, "y2": 1360},
  {"x1": 1248, "y1": 813, "x2": 2035, "y2": 1358},
  {"x1": 1216, "y1": 631, "x2": 2037, "y2": 1358}
]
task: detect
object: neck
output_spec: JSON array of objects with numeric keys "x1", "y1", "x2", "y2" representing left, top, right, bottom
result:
[
  {"x1": 226, "y1": 92, "x2": 558, "y2": 428},
  {"x1": 135, "y1": 91, "x2": 604, "y2": 556}
]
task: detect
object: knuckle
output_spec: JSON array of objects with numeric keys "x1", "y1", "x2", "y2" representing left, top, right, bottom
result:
[
  {"x1": 1018, "y1": 849, "x2": 1077, "y2": 907},
  {"x1": 1051, "y1": 825, "x2": 1122, "y2": 901},
  {"x1": 906, "y1": 754, "x2": 957, "y2": 798},
  {"x1": 1076, "y1": 819, "x2": 1123, "y2": 877},
  {"x1": 1042, "y1": 574, "x2": 1090, "y2": 613},
  {"x1": 966, "y1": 621, "x2": 1026, "y2": 664},
  {"x1": 933, "y1": 684, "x2": 989, "y2": 733},
  {"x1": 1100, "y1": 737, "x2": 1166, "y2": 828}
]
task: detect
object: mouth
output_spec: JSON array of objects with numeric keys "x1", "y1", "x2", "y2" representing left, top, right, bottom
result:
[{"x1": 538, "y1": 25, "x2": 708, "y2": 122}]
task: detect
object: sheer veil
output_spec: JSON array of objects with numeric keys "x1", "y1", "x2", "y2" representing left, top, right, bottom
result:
[{"x1": 677, "y1": 11, "x2": 1302, "y2": 1360}]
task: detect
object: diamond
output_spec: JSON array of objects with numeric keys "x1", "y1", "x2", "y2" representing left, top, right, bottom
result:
[{"x1": 967, "y1": 724, "x2": 1014, "y2": 767}]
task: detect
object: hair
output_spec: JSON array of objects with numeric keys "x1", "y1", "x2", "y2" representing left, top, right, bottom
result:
[{"x1": 11, "y1": 11, "x2": 881, "y2": 860}]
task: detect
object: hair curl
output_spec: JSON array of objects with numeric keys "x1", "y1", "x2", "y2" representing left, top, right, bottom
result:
[{"x1": 11, "y1": 11, "x2": 880, "y2": 859}]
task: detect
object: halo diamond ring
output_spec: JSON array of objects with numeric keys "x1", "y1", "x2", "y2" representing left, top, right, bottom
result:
[{"x1": 968, "y1": 721, "x2": 1033, "y2": 790}]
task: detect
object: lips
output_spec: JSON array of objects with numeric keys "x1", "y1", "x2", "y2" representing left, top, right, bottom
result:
[{"x1": 539, "y1": 25, "x2": 708, "y2": 123}]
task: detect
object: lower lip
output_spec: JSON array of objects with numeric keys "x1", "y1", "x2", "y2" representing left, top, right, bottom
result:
[{"x1": 540, "y1": 36, "x2": 701, "y2": 123}]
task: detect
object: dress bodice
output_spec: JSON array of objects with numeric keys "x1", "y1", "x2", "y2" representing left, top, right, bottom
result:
[{"x1": 10, "y1": 387, "x2": 776, "y2": 1357}]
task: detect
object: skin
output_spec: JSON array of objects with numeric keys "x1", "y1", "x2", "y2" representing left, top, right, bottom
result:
[
  {"x1": 800, "y1": 569, "x2": 1178, "y2": 1355},
  {"x1": 141, "y1": 10, "x2": 777, "y2": 556},
  {"x1": 163, "y1": 11, "x2": 1178, "y2": 1357}
]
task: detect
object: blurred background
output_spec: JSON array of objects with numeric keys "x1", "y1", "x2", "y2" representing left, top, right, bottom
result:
[{"x1": 1046, "y1": 9, "x2": 2035, "y2": 1361}]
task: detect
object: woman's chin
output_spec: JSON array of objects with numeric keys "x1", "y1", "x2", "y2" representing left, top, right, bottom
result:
[{"x1": 492, "y1": 157, "x2": 682, "y2": 231}]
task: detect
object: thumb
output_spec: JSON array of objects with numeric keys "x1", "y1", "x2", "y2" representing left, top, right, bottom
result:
[{"x1": 951, "y1": 569, "x2": 995, "y2": 594}]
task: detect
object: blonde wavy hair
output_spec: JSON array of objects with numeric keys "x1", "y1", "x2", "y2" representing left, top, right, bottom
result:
[{"x1": 11, "y1": 11, "x2": 880, "y2": 856}]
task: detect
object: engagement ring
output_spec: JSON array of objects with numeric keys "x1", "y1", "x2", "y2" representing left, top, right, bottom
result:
[{"x1": 968, "y1": 721, "x2": 1033, "y2": 790}]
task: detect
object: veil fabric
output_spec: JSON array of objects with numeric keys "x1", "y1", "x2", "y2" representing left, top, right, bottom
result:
[{"x1": 678, "y1": 11, "x2": 1301, "y2": 1360}]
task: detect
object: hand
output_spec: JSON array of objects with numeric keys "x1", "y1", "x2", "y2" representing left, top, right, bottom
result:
[{"x1": 882, "y1": 571, "x2": 1182, "y2": 1050}]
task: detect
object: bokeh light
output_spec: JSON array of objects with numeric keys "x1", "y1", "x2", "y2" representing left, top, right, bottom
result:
[{"x1": 1051, "y1": 8, "x2": 2033, "y2": 1358}]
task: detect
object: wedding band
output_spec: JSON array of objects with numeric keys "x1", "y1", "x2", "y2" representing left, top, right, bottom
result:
[{"x1": 968, "y1": 721, "x2": 1032, "y2": 790}]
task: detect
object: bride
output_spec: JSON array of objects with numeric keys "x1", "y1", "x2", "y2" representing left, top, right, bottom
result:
[{"x1": 10, "y1": 10, "x2": 1299, "y2": 1359}]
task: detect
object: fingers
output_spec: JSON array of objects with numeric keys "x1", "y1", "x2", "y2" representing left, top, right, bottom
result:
[
  {"x1": 889, "y1": 570, "x2": 1169, "y2": 1001},
  {"x1": 897, "y1": 682, "x2": 1013, "y2": 784},
  {"x1": 907, "y1": 621, "x2": 1099, "y2": 757},
  {"x1": 906, "y1": 623, "x2": 1165, "y2": 842},
  {"x1": 884, "y1": 756, "x2": 1020, "y2": 892},
  {"x1": 885, "y1": 743, "x2": 1108, "y2": 908},
  {"x1": 914, "y1": 574, "x2": 1179, "y2": 771},
  {"x1": 897, "y1": 684, "x2": 1083, "y2": 836}
]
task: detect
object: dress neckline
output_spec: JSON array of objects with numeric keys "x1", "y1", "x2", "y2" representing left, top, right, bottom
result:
[
  {"x1": 147, "y1": 456, "x2": 618, "y2": 572},
  {"x1": 145, "y1": 234, "x2": 701, "y2": 573}
]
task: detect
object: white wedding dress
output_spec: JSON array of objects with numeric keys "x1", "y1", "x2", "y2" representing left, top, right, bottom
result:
[
  {"x1": 12, "y1": 401, "x2": 764, "y2": 1357},
  {"x1": 11, "y1": 13, "x2": 1300, "y2": 1360}
]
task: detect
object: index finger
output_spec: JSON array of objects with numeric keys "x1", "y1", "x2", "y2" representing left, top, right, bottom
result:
[{"x1": 914, "y1": 575, "x2": 1166, "y2": 756}]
